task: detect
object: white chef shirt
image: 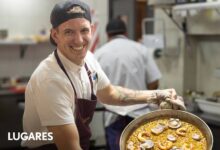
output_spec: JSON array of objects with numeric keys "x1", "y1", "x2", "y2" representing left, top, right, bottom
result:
[
  {"x1": 22, "y1": 49, "x2": 110, "y2": 148},
  {"x1": 95, "y1": 35, "x2": 161, "y2": 126}
]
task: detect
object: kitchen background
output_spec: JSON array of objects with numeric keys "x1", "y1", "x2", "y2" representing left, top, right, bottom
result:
[{"x1": 0, "y1": 0, "x2": 220, "y2": 149}]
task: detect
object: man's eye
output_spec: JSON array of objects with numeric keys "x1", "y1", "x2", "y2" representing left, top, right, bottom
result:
[
  {"x1": 64, "y1": 30, "x2": 73, "y2": 35},
  {"x1": 81, "y1": 28, "x2": 89, "y2": 33}
]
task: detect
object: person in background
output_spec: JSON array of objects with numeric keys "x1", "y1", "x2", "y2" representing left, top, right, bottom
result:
[
  {"x1": 95, "y1": 17, "x2": 162, "y2": 150},
  {"x1": 22, "y1": 0, "x2": 186, "y2": 150}
]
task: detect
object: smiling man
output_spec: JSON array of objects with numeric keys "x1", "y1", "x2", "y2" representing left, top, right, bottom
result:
[{"x1": 22, "y1": 0, "x2": 185, "y2": 150}]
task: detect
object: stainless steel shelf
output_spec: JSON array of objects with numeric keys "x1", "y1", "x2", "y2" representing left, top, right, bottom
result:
[{"x1": 173, "y1": 2, "x2": 220, "y2": 11}]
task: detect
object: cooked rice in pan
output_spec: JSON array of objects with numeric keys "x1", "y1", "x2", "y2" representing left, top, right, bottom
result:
[{"x1": 126, "y1": 118, "x2": 207, "y2": 150}]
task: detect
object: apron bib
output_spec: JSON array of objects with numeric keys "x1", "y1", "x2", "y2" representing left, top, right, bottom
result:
[{"x1": 53, "y1": 50, "x2": 97, "y2": 150}]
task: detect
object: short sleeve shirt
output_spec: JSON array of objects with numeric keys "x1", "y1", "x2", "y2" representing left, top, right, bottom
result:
[
  {"x1": 22, "y1": 50, "x2": 110, "y2": 148},
  {"x1": 95, "y1": 36, "x2": 161, "y2": 90},
  {"x1": 95, "y1": 36, "x2": 161, "y2": 116}
]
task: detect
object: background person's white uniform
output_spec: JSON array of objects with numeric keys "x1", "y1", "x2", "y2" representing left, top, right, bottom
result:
[
  {"x1": 95, "y1": 35, "x2": 162, "y2": 126},
  {"x1": 22, "y1": 50, "x2": 110, "y2": 148}
]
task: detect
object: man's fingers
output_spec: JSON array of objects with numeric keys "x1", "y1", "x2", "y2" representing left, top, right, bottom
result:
[
  {"x1": 155, "y1": 89, "x2": 186, "y2": 110},
  {"x1": 167, "y1": 89, "x2": 177, "y2": 99},
  {"x1": 173, "y1": 104, "x2": 179, "y2": 110},
  {"x1": 165, "y1": 97, "x2": 186, "y2": 111}
]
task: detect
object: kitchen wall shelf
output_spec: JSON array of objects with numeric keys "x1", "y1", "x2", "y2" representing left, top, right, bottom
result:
[
  {"x1": 173, "y1": 2, "x2": 220, "y2": 11},
  {"x1": 0, "y1": 39, "x2": 37, "y2": 58},
  {"x1": 154, "y1": 1, "x2": 220, "y2": 34},
  {"x1": 0, "y1": 39, "x2": 36, "y2": 45},
  {"x1": 0, "y1": 38, "x2": 49, "y2": 58}
]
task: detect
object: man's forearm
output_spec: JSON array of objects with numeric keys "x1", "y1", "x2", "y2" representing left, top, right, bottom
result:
[
  {"x1": 110, "y1": 86, "x2": 157, "y2": 106},
  {"x1": 97, "y1": 85, "x2": 185, "y2": 110}
]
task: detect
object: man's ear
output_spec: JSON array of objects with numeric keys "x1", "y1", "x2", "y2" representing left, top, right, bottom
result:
[
  {"x1": 91, "y1": 24, "x2": 95, "y2": 36},
  {"x1": 51, "y1": 28, "x2": 58, "y2": 44}
]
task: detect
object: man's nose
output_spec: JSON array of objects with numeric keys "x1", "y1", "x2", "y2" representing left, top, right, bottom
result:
[{"x1": 74, "y1": 33, "x2": 83, "y2": 43}]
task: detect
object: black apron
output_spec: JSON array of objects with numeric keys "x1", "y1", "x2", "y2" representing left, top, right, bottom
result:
[{"x1": 28, "y1": 50, "x2": 97, "y2": 150}]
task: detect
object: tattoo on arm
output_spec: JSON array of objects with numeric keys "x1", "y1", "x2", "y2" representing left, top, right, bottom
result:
[{"x1": 114, "y1": 86, "x2": 143, "y2": 101}]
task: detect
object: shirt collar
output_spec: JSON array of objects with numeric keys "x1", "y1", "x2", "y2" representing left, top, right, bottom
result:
[
  {"x1": 56, "y1": 49, "x2": 85, "y2": 73},
  {"x1": 112, "y1": 35, "x2": 127, "y2": 39}
]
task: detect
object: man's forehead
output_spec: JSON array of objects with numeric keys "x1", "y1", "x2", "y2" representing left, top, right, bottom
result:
[{"x1": 58, "y1": 18, "x2": 91, "y2": 29}]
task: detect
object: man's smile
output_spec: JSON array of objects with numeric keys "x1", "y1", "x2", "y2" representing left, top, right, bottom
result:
[{"x1": 70, "y1": 45, "x2": 84, "y2": 51}]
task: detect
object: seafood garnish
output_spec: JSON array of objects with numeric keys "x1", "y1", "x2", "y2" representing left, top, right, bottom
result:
[
  {"x1": 158, "y1": 141, "x2": 173, "y2": 150},
  {"x1": 151, "y1": 123, "x2": 167, "y2": 135},
  {"x1": 192, "y1": 133, "x2": 201, "y2": 141},
  {"x1": 139, "y1": 139, "x2": 154, "y2": 149},
  {"x1": 167, "y1": 134, "x2": 177, "y2": 142},
  {"x1": 181, "y1": 143, "x2": 193, "y2": 150},
  {"x1": 127, "y1": 141, "x2": 135, "y2": 150},
  {"x1": 170, "y1": 146, "x2": 183, "y2": 150},
  {"x1": 168, "y1": 118, "x2": 181, "y2": 129},
  {"x1": 176, "y1": 127, "x2": 187, "y2": 136},
  {"x1": 137, "y1": 131, "x2": 150, "y2": 142}
]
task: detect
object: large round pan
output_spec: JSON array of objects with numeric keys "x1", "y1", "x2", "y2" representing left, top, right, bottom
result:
[{"x1": 120, "y1": 109, "x2": 213, "y2": 150}]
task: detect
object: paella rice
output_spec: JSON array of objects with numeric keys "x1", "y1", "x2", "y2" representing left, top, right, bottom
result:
[{"x1": 126, "y1": 118, "x2": 207, "y2": 150}]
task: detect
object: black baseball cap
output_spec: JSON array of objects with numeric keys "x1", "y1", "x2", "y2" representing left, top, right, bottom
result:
[
  {"x1": 50, "y1": 0, "x2": 91, "y2": 45},
  {"x1": 106, "y1": 18, "x2": 127, "y2": 35}
]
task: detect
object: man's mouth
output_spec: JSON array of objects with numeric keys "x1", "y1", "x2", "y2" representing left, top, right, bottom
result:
[{"x1": 70, "y1": 45, "x2": 84, "y2": 51}]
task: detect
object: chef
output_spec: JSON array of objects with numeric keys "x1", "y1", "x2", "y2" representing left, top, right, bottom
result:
[
  {"x1": 22, "y1": 0, "x2": 186, "y2": 150},
  {"x1": 95, "y1": 17, "x2": 162, "y2": 150}
]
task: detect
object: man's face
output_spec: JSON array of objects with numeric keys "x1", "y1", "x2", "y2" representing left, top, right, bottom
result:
[{"x1": 51, "y1": 18, "x2": 93, "y2": 65}]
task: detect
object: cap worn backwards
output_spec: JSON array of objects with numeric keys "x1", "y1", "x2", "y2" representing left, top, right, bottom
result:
[{"x1": 50, "y1": 0, "x2": 91, "y2": 28}]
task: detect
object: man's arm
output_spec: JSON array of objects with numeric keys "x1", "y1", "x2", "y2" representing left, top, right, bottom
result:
[
  {"x1": 97, "y1": 84, "x2": 185, "y2": 110},
  {"x1": 47, "y1": 124, "x2": 82, "y2": 150},
  {"x1": 97, "y1": 84, "x2": 159, "y2": 106}
]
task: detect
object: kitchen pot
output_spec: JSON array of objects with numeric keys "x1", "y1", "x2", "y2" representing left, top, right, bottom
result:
[{"x1": 120, "y1": 109, "x2": 213, "y2": 150}]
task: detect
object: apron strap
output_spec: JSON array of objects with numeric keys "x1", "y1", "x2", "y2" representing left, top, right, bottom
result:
[
  {"x1": 54, "y1": 49, "x2": 78, "y2": 98},
  {"x1": 84, "y1": 63, "x2": 95, "y2": 96},
  {"x1": 54, "y1": 49, "x2": 95, "y2": 100}
]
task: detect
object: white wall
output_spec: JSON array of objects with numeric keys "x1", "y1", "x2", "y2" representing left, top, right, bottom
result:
[
  {"x1": 0, "y1": 0, "x2": 60, "y2": 37},
  {"x1": 154, "y1": 9, "x2": 185, "y2": 94},
  {"x1": 196, "y1": 39, "x2": 220, "y2": 96}
]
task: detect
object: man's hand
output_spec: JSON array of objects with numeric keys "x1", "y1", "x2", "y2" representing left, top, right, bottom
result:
[{"x1": 152, "y1": 89, "x2": 186, "y2": 110}]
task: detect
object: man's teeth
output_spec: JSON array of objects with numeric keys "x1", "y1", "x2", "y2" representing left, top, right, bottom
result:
[{"x1": 72, "y1": 46, "x2": 83, "y2": 51}]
